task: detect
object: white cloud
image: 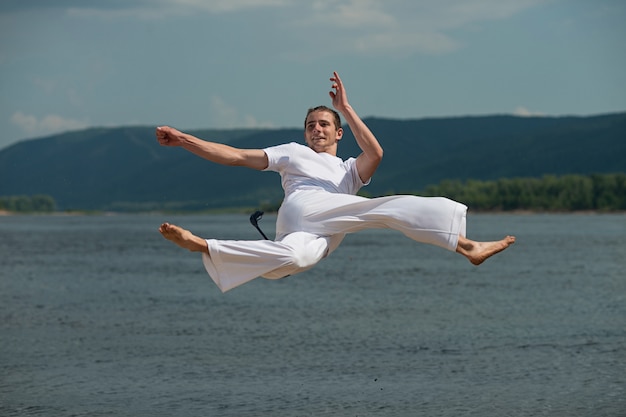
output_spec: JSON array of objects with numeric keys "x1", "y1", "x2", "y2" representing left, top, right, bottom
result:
[
  {"x1": 442, "y1": 0, "x2": 546, "y2": 27},
  {"x1": 286, "y1": 0, "x2": 547, "y2": 57},
  {"x1": 209, "y1": 96, "x2": 274, "y2": 129},
  {"x1": 307, "y1": 0, "x2": 395, "y2": 28},
  {"x1": 11, "y1": 111, "x2": 89, "y2": 137},
  {"x1": 3, "y1": 0, "x2": 549, "y2": 58},
  {"x1": 209, "y1": 96, "x2": 238, "y2": 128},
  {"x1": 65, "y1": 0, "x2": 290, "y2": 19},
  {"x1": 170, "y1": 0, "x2": 290, "y2": 13},
  {"x1": 4, "y1": 0, "x2": 548, "y2": 23},
  {"x1": 513, "y1": 106, "x2": 545, "y2": 117},
  {"x1": 242, "y1": 115, "x2": 275, "y2": 129}
]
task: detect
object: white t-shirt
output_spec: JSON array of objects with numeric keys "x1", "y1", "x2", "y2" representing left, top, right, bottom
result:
[{"x1": 263, "y1": 142, "x2": 368, "y2": 198}]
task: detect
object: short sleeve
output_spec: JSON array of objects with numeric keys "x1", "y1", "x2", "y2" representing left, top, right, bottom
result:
[
  {"x1": 346, "y1": 157, "x2": 371, "y2": 192},
  {"x1": 263, "y1": 143, "x2": 298, "y2": 173}
]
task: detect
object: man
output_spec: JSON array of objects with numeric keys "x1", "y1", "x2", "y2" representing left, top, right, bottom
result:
[{"x1": 157, "y1": 72, "x2": 515, "y2": 292}]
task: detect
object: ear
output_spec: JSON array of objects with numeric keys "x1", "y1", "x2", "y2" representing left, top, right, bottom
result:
[{"x1": 336, "y1": 127, "x2": 344, "y2": 141}]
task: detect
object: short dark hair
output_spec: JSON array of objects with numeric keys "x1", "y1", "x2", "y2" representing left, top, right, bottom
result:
[{"x1": 304, "y1": 106, "x2": 342, "y2": 130}]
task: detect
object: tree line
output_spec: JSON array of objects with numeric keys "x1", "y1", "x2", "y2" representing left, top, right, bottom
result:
[
  {"x1": 0, "y1": 195, "x2": 56, "y2": 213},
  {"x1": 1, "y1": 173, "x2": 624, "y2": 213},
  {"x1": 420, "y1": 173, "x2": 626, "y2": 212}
]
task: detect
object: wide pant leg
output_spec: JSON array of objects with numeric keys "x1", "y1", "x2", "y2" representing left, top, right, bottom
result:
[
  {"x1": 277, "y1": 191, "x2": 467, "y2": 251},
  {"x1": 202, "y1": 231, "x2": 345, "y2": 292}
]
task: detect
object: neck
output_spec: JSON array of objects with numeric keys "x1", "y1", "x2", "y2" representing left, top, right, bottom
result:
[{"x1": 308, "y1": 144, "x2": 338, "y2": 156}]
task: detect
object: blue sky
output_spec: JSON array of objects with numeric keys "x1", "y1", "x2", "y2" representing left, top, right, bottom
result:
[{"x1": 1, "y1": 0, "x2": 625, "y2": 150}]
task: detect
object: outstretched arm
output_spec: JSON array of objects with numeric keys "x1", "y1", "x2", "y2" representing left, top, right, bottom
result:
[
  {"x1": 156, "y1": 126, "x2": 268, "y2": 170},
  {"x1": 329, "y1": 71, "x2": 383, "y2": 183}
]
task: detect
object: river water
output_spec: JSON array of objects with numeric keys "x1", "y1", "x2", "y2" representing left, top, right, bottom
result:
[{"x1": 1, "y1": 213, "x2": 624, "y2": 416}]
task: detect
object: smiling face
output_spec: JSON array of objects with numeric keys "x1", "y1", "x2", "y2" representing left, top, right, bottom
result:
[{"x1": 304, "y1": 109, "x2": 343, "y2": 155}]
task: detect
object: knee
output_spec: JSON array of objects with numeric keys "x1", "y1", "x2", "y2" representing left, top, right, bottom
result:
[
  {"x1": 277, "y1": 233, "x2": 329, "y2": 270},
  {"x1": 287, "y1": 245, "x2": 322, "y2": 269},
  {"x1": 285, "y1": 236, "x2": 332, "y2": 269}
]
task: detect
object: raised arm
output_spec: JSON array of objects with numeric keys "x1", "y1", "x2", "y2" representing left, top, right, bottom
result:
[
  {"x1": 329, "y1": 71, "x2": 383, "y2": 183},
  {"x1": 156, "y1": 126, "x2": 268, "y2": 171}
]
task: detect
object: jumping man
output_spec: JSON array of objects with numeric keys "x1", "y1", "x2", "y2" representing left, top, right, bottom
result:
[{"x1": 157, "y1": 72, "x2": 515, "y2": 292}]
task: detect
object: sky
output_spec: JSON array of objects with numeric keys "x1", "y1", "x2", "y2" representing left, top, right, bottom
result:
[{"x1": 1, "y1": 0, "x2": 625, "y2": 150}]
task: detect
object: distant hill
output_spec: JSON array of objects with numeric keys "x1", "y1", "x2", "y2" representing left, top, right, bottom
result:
[{"x1": 1, "y1": 113, "x2": 624, "y2": 211}]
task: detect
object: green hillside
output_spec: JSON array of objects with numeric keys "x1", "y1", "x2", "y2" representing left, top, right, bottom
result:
[{"x1": 0, "y1": 113, "x2": 624, "y2": 211}]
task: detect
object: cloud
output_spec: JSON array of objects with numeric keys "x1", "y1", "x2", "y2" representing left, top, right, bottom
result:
[
  {"x1": 170, "y1": 0, "x2": 290, "y2": 13},
  {"x1": 2, "y1": 0, "x2": 548, "y2": 56},
  {"x1": 0, "y1": 0, "x2": 290, "y2": 19},
  {"x1": 2, "y1": 0, "x2": 547, "y2": 21},
  {"x1": 209, "y1": 96, "x2": 239, "y2": 128},
  {"x1": 441, "y1": 0, "x2": 546, "y2": 27},
  {"x1": 307, "y1": 0, "x2": 395, "y2": 28},
  {"x1": 209, "y1": 96, "x2": 274, "y2": 129},
  {"x1": 11, "y1": 111, "x2": 89, "y2": 137},
  {"x1": 63, "y1": 0, "x2": 290, "y2": 19},
  {"x1": 512, "y1": 106, "x2": 545, "y2": 117},
  {"x1": 286, "y1": 0, "x2": 547, "y2": 57}
]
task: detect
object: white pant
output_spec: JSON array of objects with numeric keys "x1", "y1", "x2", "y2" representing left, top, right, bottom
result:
[{"x1": 203, "y1": 190, "x2": 467, "y2": 292}]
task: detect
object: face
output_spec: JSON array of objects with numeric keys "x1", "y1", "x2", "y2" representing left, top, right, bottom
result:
[{"x1": 304, "y1": 110, "x2": 343, "y2": 155}]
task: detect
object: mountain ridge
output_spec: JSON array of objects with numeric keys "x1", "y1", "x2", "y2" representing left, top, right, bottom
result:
[{"x1": 1, "y1": 113, "x2": 624, "y2": 211}]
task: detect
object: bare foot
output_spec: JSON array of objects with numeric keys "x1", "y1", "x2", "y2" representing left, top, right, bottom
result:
[
  {"x1": 159, "y1": 223, "x2": 208, "y2": 253},
  {"x1": 456, "y1": 235, "x2": 516, "y2": 265}
]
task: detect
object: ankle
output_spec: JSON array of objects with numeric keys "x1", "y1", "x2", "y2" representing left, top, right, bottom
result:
[{"x1": 456, "y1": 236, "x2": 474, "y2": 253}]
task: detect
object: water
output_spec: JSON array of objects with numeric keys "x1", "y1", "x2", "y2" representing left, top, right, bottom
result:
[{"x1": 1, "y1": 213, "x2": 624, "y2": 416}]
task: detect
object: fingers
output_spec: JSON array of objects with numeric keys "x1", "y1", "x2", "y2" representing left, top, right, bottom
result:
[
  {"x1": 329, "y1": 71, "x2": 349, "y2": 110},
  {"x1": 330, "y1": 70, "x2": 342, "y2": 84},
  {"x1": 156, "y1": 126, "x2": 175, "y2": 144},
  {"x1": 156, "y1": 128, "x2": 167, "y2": 144},
  {"x1": 329, "y1": 71, "x2": 342, "y2": 91}
]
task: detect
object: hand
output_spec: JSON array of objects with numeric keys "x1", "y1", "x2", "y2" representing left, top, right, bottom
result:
[
  {"x1": 156, "y1": 126, "x2": 185, "y2": 147},
  {"x1": 328, "y1": 71, "x2": 349, "y2": 113}
]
